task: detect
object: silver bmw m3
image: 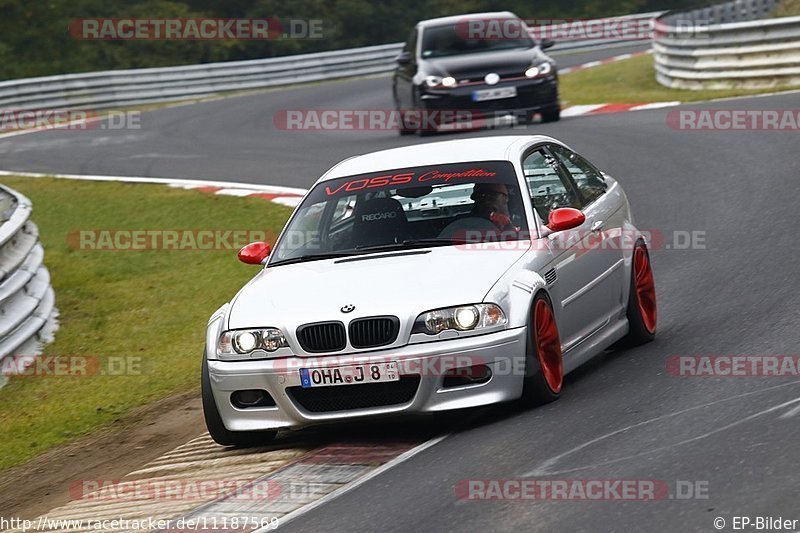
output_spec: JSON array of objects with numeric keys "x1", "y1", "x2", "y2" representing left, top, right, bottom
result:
[{"x1": 202, "y1": 135, "x2": 657, "y2": 445}]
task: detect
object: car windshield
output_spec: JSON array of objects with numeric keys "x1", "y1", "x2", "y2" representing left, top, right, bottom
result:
[
  {"x1": 420, "y1": 21, "x2": 534, "y2": 58},
  {"x1": 270, "y1": 161, "x2": 530, "y2": 265}
]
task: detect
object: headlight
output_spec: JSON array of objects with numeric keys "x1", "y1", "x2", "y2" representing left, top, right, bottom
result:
[
  {"x1": 218, "y1": 328, "x2": 289, "y2": 356},
  {"x1": 525, "y1": 62, "x2": 552, "y2": 78},
  {"x1": 424, "y1": 75, "x2": 457, "y2": 88},
  {"x1": 412, "y1": 304, "x2": 507, "y2": 335}
]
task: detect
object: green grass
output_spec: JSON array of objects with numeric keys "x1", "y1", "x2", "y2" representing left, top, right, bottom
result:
[
  {"x1": 0, "y1": 178, "x2": 293, "y2": 471},
  {"x1": 772, "y1": 0, "x2": 800, "y2": 17},
  {"x1": 560, "y1": 53, "x2": 796, "y2": 106}
]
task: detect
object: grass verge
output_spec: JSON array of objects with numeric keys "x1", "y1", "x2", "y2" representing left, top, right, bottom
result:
[
  {"x1": 560, "y1": 53, "x2": 797, "y2": 106},
  {"x1": 0, "y1": 177, "x2": 293, "y2": 471}
]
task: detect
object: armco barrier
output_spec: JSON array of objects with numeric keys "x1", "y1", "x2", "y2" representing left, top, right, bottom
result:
[
  {"x1": 0, "y1": 185, "x2": 58, "y2": 388},
  {"x1": 0, "y1": 12, "x2": 661, "y2": 112},
  {"x1": 654, "y1": 0, "x2": 800, "y2": 89}
]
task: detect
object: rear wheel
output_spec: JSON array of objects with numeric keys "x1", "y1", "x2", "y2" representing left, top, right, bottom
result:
[
  {"x1": 620, "y1": 240, "x2": 657, "y2": 346},
  {"x1": 202, "y1": 354, "x2": 277, "y2": 446},
  {"x1": 521, "y1": 293, "x2": 563, "y2": 406}
]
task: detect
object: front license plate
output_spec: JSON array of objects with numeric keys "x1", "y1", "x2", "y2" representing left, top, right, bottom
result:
[
  {"x1": 299, "y1": 362, "x2": 399, "y2": 388},
  {"x1": 472, "y1": 86, "x2": 517, "y2": 102}
]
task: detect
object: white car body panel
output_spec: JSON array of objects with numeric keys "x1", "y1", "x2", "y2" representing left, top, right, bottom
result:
[{"x1": 205, "y1": 135, "x2": 649, "y2": 432}]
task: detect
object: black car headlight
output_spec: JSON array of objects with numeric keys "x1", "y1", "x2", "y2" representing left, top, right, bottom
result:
[
  {"x1": 411, "y1": 304, "x2": 507, "y2": 335},
  {"x1": 525, "y1": 62, "x2": 553, "y2": 78},
  {"x1": 218, "y1": 328, "x2": 289, "y2": 357}
]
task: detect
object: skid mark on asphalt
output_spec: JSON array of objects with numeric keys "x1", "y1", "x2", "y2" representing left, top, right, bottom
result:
[
  {"x1": 1, "y1": 434, "x2": 429, "y2": 532},
  {"x1": 524, "y1": 380, "x2": 800, "y2": 477}
]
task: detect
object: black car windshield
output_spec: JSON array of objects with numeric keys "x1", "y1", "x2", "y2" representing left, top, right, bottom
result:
[
  {"x1": 420, "y1": 21, "x2": 534, "y2": 58},
  {"x1": 270, "y1": 161, "x2": 530, "y2": 265}
]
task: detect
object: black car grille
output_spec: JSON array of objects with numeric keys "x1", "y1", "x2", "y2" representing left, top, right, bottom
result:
[
  {"x1": 288, "y1": 376, "x2": 421, "y2": 413},
  {"x1": 349, "y1": 316, "x2": 400, "y2": 349},
  {"x1": 296, "y1": 321, "x2": 347, "y2": 353}
]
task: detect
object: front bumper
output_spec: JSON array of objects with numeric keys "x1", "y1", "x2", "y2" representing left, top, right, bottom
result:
[
  {"x1": 419, "y1": 76, "x2": 559, "y2": 119},
  {"x1": 207, "y1": 326, "x2": 527, "y2": 432}
]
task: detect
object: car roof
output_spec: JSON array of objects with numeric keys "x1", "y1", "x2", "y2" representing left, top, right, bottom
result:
[
  {"x1": 319, "y1": 135, "x2": 559, "y2": 182},
  {"x1": 416, "y1": 12, "x2": 519, "y2": 29}
]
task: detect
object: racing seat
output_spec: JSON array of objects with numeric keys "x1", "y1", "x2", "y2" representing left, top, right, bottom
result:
[{"x1": 351, "y1": 198, "x2": 409, "y2": 248}]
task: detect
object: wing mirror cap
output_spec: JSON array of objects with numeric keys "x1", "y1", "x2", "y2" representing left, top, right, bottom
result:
[
  {"x1": 238, "y1": 241, "x2": 271, "y2": 265},
  {"x1": 547, "y1": 207, "x2": 585, "y2": 232},
  {"x1": 396, "y1": 51, "x2": 412, "y2": 65}
]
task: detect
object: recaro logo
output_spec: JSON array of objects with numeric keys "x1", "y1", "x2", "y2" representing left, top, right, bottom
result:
[{"x1": 361, "y1": 211, "x2": 398, "y2": 222}]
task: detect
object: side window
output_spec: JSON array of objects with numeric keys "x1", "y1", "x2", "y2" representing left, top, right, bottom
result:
[
  {"x1": 549, "y1": 145, "x2": 607, "y2": 205},
  {"x1": 522, "y1": 149, "x2": 581, "y2": 222},
  {"x1": 405, "y1": 29, "x2": 417, "y2": 57}
]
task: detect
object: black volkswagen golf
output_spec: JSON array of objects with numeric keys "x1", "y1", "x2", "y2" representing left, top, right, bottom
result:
[{"x1": 392, "y1": 11, "x2": 560, "y2": 134}]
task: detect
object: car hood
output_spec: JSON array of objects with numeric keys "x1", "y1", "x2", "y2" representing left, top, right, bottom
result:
[
  {"x1": 424, "y1": 47, "x2": 547, "y2": 79},
  {"x1": 228, "y1": 245, "x2": 528, "y2": 329}
]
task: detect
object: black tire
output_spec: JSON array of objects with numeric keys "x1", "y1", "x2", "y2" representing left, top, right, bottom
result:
[
  {"x1": 201, "y1": 353, "x2": 277, "y2": 447},
  {"x1": 521, "y1": 292, "x2": 563, "y2": 406},
  {"x1": 619, "y1": 241, "x2": 657, "y2": 347},
  {"x1": 397, "y1": 109, "x2": 415, "y2": 135},
  {"x1": 540, "y1": 107, "x2": 561, "y2": 123}
]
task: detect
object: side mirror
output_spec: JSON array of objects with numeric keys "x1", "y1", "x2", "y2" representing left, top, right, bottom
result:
[
  {"x1": 396, "y1": 51, "x2": 412, "y2": 65},
  {"x1": 539, "y1": 38, "x2": 555, "y2": 50},
  {"x1": 238, "y1": 241, "x2": 271, "y2": 265},
  {"x1": 547, "y1": 208, "x2": 585, "y2": 232}
]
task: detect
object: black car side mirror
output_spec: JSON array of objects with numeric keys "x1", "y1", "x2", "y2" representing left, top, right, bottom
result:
[
  {"x1": 540, "y1": 39, "x2": 555, "y2": 50},
  {"x1": 396, "y1": 51, "x2": 412, "y2": 65}
]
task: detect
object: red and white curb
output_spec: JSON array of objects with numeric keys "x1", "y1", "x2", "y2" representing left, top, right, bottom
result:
[
  {"x1": 561, "y1": 100, "x2": 681, "y2": 117},
  {"x1": 0, "y1": 170, "x2": 307, "y2": 207},
  {"x1": 559, "y1": 49, "x2": 652, "y2": 75},
  {"x1": 1, "y1": 434, "x2": 443, "y2": 532}
]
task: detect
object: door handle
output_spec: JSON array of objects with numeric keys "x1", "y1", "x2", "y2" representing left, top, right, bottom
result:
[{"x1": 590, "y1": 220, "x2": 605, "y2": 233}]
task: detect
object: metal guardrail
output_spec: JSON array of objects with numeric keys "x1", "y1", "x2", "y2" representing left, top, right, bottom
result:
[
  {"x1": 0, "y1": 185, "x2": 58, "y2": 389},
  {"x1": 653, "y1": 0, "x2": 800, "y2": 89},
  {"x1": 0, "y1": 12, "x2": 660, "y2": 112}
]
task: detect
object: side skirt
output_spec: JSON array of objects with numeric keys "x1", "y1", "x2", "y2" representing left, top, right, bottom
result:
[{"x1": 563, "y1": 317, "x2": 629, "y2": 375}]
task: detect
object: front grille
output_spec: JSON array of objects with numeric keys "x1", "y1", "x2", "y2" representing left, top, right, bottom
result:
[
  {"x1": 288, "y1": 376, "x2": 421, "y2": 413},
  {"x1": 349, "y1": 316, "x2": 400, "y2": 349},
  {"x1": 297, "y1": 321, "x2": 346, "y2": 353}
]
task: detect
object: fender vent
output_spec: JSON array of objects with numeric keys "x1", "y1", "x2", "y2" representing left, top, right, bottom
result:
[{"x1": 544, "y1": 268, "x2": 557, "y2": 285}]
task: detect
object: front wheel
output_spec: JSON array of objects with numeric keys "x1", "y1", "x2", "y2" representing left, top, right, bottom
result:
[
  {"x1": 202, "y1": 354, "x2": 277, "y2": 446},
  {"x1": 620, "y1": 240, "x2": 657, "y2": 346},
  {"x1": 521, "y1": 292, "x2": 563, "y2": 406},
  {"x1": 540, "y1": 107, "x2": 561, "y2": 123}
]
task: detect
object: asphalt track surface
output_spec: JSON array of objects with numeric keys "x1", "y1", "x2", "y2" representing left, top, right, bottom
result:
[{"x1": 2, "y1": 44, "x2": 799, "y2": 532}]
